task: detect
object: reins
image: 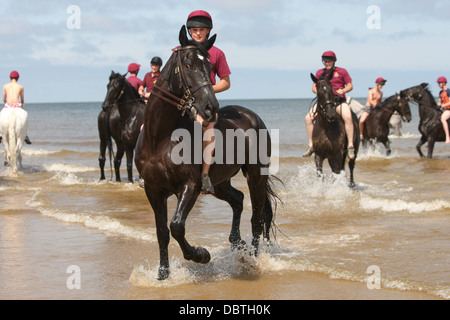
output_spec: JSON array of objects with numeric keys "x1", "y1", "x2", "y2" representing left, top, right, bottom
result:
[{"x1": 152, "y1": 45, "x2": 211, "y2": 117}]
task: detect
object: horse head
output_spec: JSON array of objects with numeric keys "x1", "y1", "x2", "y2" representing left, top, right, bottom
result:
[
  {"x1": 102, "y1": 71, "x2": 127, "y2": 112},
  {"x1": 394, "y1": 94, "x2": 412, "y2": 123},
  {"x1": 311, "y1": 72, "x2": 338, "y2": 122},
  {"x1": 159, "y1": 25, "x2": 219, "y2": 123},
  {"x1": 400, "y1": 83, "x2": 429, "y2": 102}
]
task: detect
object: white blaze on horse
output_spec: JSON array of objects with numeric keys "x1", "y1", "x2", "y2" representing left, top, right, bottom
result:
[{"x1": 0, "y1": 105, "x2": 29, "y2": 173}]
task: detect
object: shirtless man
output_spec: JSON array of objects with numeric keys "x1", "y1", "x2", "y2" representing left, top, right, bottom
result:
[
  {"x1": 359, "y1": 77, "x2": 386, "y2": 139},
  {"x1": 1, "y1": 71, "x2": 31, "y2": 144}
]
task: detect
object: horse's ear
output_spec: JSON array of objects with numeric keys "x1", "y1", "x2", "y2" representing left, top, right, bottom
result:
[
  {"x1": 310, "y1": 73, "x2": 318, "y2": 84},
  {"x1": 203, "y1": 34, "x2": 216, "y2": 51},
  {"x1": 179, "y1": 25, "x2": 190, "y2": 47},
  {"x1": 420, "y1": 83, "x2": 428, "y2": 89},
  {"x1": 110, "y1": 70, "x2": 114, "y2": 79}
]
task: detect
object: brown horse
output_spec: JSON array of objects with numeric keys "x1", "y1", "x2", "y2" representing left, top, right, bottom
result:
[
  {"x1": 135, "y1": 26, "x2": 281, "y2": 280},
  {"x1": 361, "y1": 94, "x2": 412, "y2": 155},
  {"x1": 400, "y1": 83, "x2": 449, "y2": 158},
  {"x1": 310, "y1": 72, "x2": 360, "y2": 187}
]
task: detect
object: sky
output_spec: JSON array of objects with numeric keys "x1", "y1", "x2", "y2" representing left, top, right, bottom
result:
[{"x1": 0, "y1": 0, "x2": 449, "y2": 103}]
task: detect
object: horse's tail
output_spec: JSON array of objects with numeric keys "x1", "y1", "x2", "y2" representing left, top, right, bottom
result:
[
  {"x1": 7, "y1": 111, "x2": 18, "y2": 173},
  {"x1": 263, "y1": 174, "x2": 284, "y2": 244}
]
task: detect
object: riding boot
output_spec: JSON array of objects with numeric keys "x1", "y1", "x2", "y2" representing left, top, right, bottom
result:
[
  {"x1": 347, "y1": 146, "x2": 355, "y2": 160},
  {"x1": 25, "y1": 136, "x2": 32, "y2": 144},
  {"x1": 201, "y1": 173, "x2": 215, "y2": 195},
  {"x1": 302, "y1": 146, "x2": 314, "y2": 157}
]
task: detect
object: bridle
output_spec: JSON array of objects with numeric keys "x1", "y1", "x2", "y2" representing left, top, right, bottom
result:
[
  {"x1": 316, "y1": 80, "x2": 338, "y2": 121},
  {"x1": 104, "y1": 76, "x2": 142, "y2": 110},
  {"x1": 152, "y1": 45, "x2": 212, "y2": 117}
]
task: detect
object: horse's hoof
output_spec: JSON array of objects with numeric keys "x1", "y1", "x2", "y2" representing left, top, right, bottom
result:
[
  {"x1": 157, "y1": 267, "x2": 170, "y2": 281},
  {"x1": 192, "y1": 247, "x2": 211, "y2": 264},
  {"x1": 231, "y1": 239, "x2": 247, "y2": 252}
]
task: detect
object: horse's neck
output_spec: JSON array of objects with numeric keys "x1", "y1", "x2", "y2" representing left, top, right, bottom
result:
[
  {"x1": 118, "y1": 84, "x2": 140, "y2": 120},
  {"x1": 144, "y1": 95, "x2": 182, "y2": 151},
  {"x1": 419, "y1": 92, "x2": 439, "y2": 119},
  {"x1": 378, "y1": 99, "x2": 395, "y2": 123}
]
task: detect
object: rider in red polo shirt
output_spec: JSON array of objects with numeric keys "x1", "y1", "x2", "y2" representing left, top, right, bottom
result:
[
  {"x1": 186, "y1": 10, "x2": 231, "y2": 195},
  {"x1": 126, "y1": 63, "x2": 143, "y2": 91},
  {"x1": 303, "y1": 51, "x2": 356, "y2": 160},
  {"x1": 139, "y1": 57, "x2": 163, "y2": 102}
]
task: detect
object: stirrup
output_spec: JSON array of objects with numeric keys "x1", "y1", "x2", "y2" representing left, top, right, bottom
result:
[
  {"x1": 302, "y1": 146, "x2": 314, "y2": 157},
  {"x1": 201, "y1": 173, "x2": 215, "y2": 195},
  {"x1": 347, "y1": 146, "x2": 355, "y2": 160}
]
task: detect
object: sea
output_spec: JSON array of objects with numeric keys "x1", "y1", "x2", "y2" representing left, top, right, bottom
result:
[{"x1": 0, "y1": 98, "x2": 449, "y2": 300}]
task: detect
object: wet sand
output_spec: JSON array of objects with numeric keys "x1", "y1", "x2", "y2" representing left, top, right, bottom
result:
[{"x1": 0, "y1": 209, "x2": 441, "y2": 300}]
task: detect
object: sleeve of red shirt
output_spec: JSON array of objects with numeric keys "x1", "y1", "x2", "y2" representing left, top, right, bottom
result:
[{"x1": 341, "y1": 68, "x2": 352, "y2": 84}]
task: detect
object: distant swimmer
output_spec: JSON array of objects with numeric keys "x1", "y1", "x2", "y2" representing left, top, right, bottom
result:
[
  {"x1": 436, "y1": 76, "x2": 450, "y2": 144},
  {"x1": 359, "y1": 77, "x2": 386, "y2": 139},
  {"x1": 1, "y1": 71, "x2": 31, "y2": 144}
]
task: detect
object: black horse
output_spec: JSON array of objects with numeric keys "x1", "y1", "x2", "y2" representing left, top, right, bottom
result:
[
  {"x1": 310, "y1": 72, "x2": 360, "y2": 187},
  {"x1": 361, "y1": 94, "x2": 412, "y2": 155},
  {"x1": 102, "y1": 71, "x2": 146, "y2": 182},
  {"x1": 97, "y1": 104, "x2": 122, "y2": 181},
  {"x1": 400, "y1": 83, "x2": 449, "y2": 158},
  {"x1": 135, "y1": 26, "x2": 281, "y2": 280}
]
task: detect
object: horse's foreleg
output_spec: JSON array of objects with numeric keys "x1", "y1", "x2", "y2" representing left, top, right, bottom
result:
[
  {"x1": 145, "y1": 187, "x2": 170, "y2": 280},
  {"x1": 427, "y1": 138, "x2": 435, "y2": 159},
  {"x1": 214, "y1": 181, "x2": 246, "y2": 250},
  {"x1": 125, "y1": 147, "x2": 134, "y2": 183},
  {"x1": 114, "y1": 144, "x2": 125, "y2": 181},
  {"x1": 416, "y1": 135, "x2": 427, "y2": 158},
  {"x1": 99, "y1": 140, "x2": 107, "y2": 180},
  {"x1": 170, "y1": 185, "x2": 210, "y2": 264},
  {"x1": 384, "y1": 140, "x2": 391, "y2": 156},
  {"x1": 348, "y1": 158, "x2": 356, "y2": 188},
  {"x1": 314, "y1": 155, "x2": 324, "y2": 178}
]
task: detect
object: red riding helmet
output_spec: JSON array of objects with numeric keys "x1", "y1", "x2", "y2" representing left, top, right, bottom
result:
[
  {"x1": 187, "y1": 10, "x2": 213, "y2": 29},
  {"x1": 322, "y1": 51, "x2": 337, "y2": 62},
  {"x1": 10, "y1": 70, "x2": 19, "y2": 79},
  {"x1": 437, "y1": 76, "x2": 447, "y2": 84},
  {"x1": 376, "y1": 77, "x2": 387, "y2": 85},
  {"x1": 127, "y1": 63, "x2": 140, "y2": 73}
]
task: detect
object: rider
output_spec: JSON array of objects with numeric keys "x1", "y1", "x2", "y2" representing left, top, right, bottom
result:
[
  {"x1": 437, "y1": 76, "x2": 450, "y2": 144},
  {"x1": 1, "y1": 70, "x2": 31, "y2": 144},
  {"x1": 303, "y1": 51, "x2": 355, "y2": 159},
  {"x1": 359, "y1": 77, "x2": 386, "y2": 139},
  {"x1": 126, "y1": 63, "x2": 143, "y2": 92},
  {"x1": 186, "y1": 10, "x2": 231, "y2": 194},
  {"x1": 139, "y1": 56, "x2": 163, "y2": 102}
]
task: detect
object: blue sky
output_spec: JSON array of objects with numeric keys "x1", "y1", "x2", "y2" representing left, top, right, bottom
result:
[{"x1": 0, "y1": 0, "x2": 449, "y2": 103}]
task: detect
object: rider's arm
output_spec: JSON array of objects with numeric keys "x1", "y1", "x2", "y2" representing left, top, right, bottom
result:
[
  {"x1": 20, "y1": 87, "x2": 24, "y2": 106},
  {"x1": 213, "y1": 75, "x2": 230, "y2": 93},
  {"x1": 138, "y1": 84, "x2": 145, "y2": 97}
]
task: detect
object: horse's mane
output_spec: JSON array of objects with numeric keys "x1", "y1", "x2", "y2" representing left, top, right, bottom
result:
[
  {"x1": 319, "y1": 68, "x2": 334, "y2": 81},
  {"x1": 421, "y1": 84, "x2": 437, "y2": 106},
  {"x1": 111, "y1": 71, "x2": 141, "y2": 99}
]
